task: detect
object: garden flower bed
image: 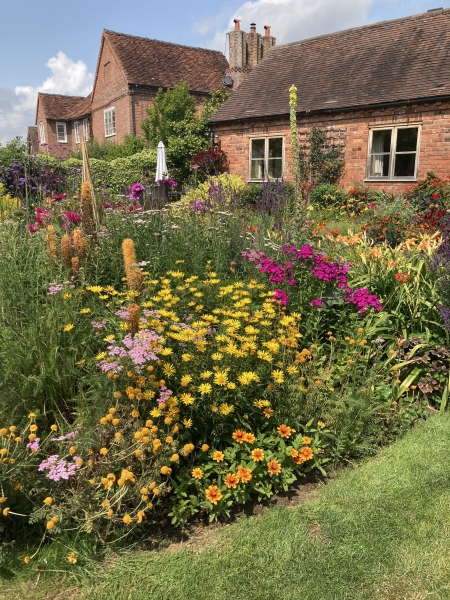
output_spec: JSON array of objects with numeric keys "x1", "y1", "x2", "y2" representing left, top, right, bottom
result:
[{"x1": 0, "y1": 166, "x2": 448, "y2": 575}]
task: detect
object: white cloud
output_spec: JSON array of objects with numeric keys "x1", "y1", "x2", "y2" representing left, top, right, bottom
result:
[
  {"x1": 204, "y1": 0, "x2": 373, "y2": 51},
  {"x1": 0, "y1": 52, "x2": 93, "y2": 146}
]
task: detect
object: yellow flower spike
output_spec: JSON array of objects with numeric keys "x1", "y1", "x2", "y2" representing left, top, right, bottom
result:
[
  {"x1": 24, "y1": 556, "x2": 31, "y2": 565},
  {"x1": 43, "y1": 497, "x2": 53, "y2": 506}
]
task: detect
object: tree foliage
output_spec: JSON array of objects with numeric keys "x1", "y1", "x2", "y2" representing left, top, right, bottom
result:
[{"x1": 141, "y1": 82, "x2": 230, "y2": 183}]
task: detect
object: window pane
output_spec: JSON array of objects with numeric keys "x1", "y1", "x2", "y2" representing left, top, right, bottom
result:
[
  {"x1": 372, "y1": 129, "x2": 392, "y2": 153},
  {"x1": 251, "y1": 159, "x2": 264, "y2": 179},
  {"x1": 394, "y1": 153, "x2": 416, "y2": 177},
  {"x1": 268, "y1": 137, "x2": 282, "y2": 158},
  {"x1": 396, "y1": 128, "x2": 418, "y2": 152},
  {"x1": 57, "y1": 124, "x2": 66, "y2": 141},
  {"x1": 369, "y1": 154, "x2": 390, "y2": 177},
  {"x1": 268, "y1": 158, "x2": 282, "y2": 179},
  {"x1": 251, "y1": 139, "x2": 265, "y2": 159}
]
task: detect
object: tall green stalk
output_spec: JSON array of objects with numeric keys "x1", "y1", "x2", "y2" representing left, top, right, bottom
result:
[{"x1": 289, "y1": 85, "x2": 305, "y2": 244}]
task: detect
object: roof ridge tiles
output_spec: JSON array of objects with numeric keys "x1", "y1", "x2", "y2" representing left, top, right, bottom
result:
[
  {"x1": 104, "y1": 29, "x2": 225, "y2": 55},
  {"x1": 273, "y1": 7, "x2": 450, "y2": 52}
]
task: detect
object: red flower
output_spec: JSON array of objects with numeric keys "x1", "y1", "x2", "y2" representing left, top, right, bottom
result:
[{"x1": 395, "y1": 273, "x2": 411, "y2": 283}]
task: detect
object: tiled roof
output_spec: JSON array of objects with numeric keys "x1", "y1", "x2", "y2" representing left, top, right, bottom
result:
[
  {"x1": 210, "y1": 9, "x2": 450, "y2": 124},
  {"x1": 104, "y1": 30, "x2": 228, "y2": 92},
  {"x1": 37, "y1": 92, "x2": 92, "y2": 121}
]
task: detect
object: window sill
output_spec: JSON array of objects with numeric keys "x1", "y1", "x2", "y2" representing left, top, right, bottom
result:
[
  {"x1": 364, "y1": 178, "x2": 417, "y2": 183},
  {"x1": 247, "y1": 178, "x2": 284, "y2": 183},
  {"x1": 105, "y1": 133, "x2": 116, "y2": 138}
]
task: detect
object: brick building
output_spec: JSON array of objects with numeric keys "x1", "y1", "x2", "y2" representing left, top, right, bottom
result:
[
  {"x1": 209, "y1": 8, "x2": 450, "y2": 193},
  {"x1": 34, "y1": 30, "x2": 228, "y2": 156}
]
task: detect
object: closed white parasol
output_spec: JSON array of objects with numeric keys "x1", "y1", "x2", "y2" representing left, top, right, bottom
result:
[{"x1": 155, "y1": 141, "x2": 168, "y2": 182}]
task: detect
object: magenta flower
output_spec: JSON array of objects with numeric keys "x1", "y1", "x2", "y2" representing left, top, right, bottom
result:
[
  {"x1": 273, "y1": 288, "x2": 289, "y2": 305},
  {"x1": 309, "y1": 298, "x2": 324, "y2": 308},
  {"x1": 62, "y1": 211, "x2": 82, "y2": 224},
  {"x1": 345, "y1": 287, "x2": 383, "y2": 312},
  {"x1": 130, "y1": 182, "x2": 145, "y2": 202}
]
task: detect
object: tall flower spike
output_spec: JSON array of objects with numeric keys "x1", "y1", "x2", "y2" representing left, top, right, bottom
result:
[
  {"x1": 71, "y1": 256, "x2": 80, "y2": 276},
  {"x1": 81, "y1": 181, "x2": 94, "y2": 234},
  {"x1": 289, "y1": 84, "x2": 305, "y2": 245},
  {"x1": 73, "y1": 228, "x2": 89, "y2": 259},
  {"x1": 127, "y1": 303, "x2": 140, "y2": 336},
  {"x1": 61, "y1": 234, "x2": 72, "y2": 269},
  {"x1": 122, "y1": 238, "x2": 143, "y2": 292},
  {"x1": 46, "y1": 225, "x2": 58, "y2": 264}
]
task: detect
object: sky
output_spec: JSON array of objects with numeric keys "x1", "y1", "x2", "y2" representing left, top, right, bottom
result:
[{"x1": 0, "y1": 0, "x2": 448, "y2": 144}]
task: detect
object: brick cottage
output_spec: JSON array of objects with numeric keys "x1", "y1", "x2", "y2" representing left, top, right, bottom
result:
[
  {"x1": 33, "y1": 30, "x2": 228, "y2": 156},
  {"x1": 209, "y1": 8, "x2": 450, "y2": 193}
]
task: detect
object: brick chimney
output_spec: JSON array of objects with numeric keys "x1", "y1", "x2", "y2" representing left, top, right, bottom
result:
[{"x1": 226, "y1": 21, "x2": 276, "y2": 89}]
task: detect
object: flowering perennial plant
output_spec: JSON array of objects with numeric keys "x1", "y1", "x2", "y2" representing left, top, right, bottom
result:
[{"x1": 242, "y1": 243, "x2": 382, "y2": 313}]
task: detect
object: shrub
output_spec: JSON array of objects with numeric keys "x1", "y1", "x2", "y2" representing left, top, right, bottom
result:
[
  {"x1": 181, "y1": 174, "x2": 246, "y2": 206},
  {"x1": 406, "y1": 172, "x2": 450, "y2": 212},
  {"x1": 361, "y1": 196, "x2": 416, "y2": 245},
  {"x1": 309, "y1": 183, "x2": 346, "y2": 207},
  {"x1": 70, "y1": 135, "x2": 147, "y2": 161},
  {"x1": 65, "y1": 149, "x2": 157, "y2": 195}
]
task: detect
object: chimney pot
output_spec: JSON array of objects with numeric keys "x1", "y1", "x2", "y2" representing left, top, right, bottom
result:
[
  {"x1": 233, "y1": 19, "x2": 241, "y2": 31},
  {"x1": 250, "y1": 22, "x2": 256, "y2": 33},
  {"x1": 264, "y1": 25, "x2": 271, "y2": 36}
]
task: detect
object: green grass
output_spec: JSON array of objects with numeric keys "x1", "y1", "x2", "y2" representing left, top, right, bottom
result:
[{"x1": 3, "y1": 413, "x2": 450, "y2": 600}]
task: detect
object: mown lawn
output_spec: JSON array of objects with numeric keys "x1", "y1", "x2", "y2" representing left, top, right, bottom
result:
[{"x1": 3, "y1": 413, "x2": 450, "y2": 600}]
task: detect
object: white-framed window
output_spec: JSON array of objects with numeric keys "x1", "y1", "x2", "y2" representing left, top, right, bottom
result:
[
  {"x1": 83, "y1": 118, "x2": 89, "y2": 141},
  {"x1": 56, "y1": 122, "x2": 67, "y2": 143},
  {"x1": 74, "y1": 121, "x2": 80, "y2": 144},
  {"x1": 104, "y1": 107, "x2": 115, "y2": 137},
  {"x1": 249, "y1": 136, "x2": 284, "y2": 180},
  {"x1": 39, "y1": 122, "x2": 46, "y2": 144},
  {"x1": 367, "y1": 124, "x2": 420, "y2": 180}
]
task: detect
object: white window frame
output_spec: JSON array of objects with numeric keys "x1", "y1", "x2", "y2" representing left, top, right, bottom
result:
[
  {"x1": 248, "y1": 135, "x2": 285, "y2": 182},
  {"x1": 74, "y1": 121, "x2": 80, "y2": 144},
  {"x1": 366, "y1": 123, "x2": 421, "y2": 181},
  {"x1": 83, "y1": 118, "x2": 89, "y2": 141},
  {"x1": 39, "y1": 122, "x2": 46, "y2": 144},
  {"x1": 104, "y1": 107, "x2": 116, "y2": 137},
  {"x1": 56, "y1": 121, "x2": 67, "y2": 143}
]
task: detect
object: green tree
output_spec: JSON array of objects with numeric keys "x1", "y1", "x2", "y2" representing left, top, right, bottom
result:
[
  {"x1": 141, "y1": 81, "x2": 196, "y2": 148},
  {"x1": 141, "y1": 82, "x2": 230, "y2": 183}
]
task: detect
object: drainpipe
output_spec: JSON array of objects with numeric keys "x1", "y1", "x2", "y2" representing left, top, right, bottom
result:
[{"x1": 131, "y1": 86, "x2": 136, "y2": 136}]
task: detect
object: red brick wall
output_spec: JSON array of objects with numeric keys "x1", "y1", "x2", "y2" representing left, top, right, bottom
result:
[
  {"x1": 91, "y1": 37, "x2": 129, "y2": 143},
  {"x1": 36, "y1": 118, "x2": 75, "y2": 158},
  {"x1": 212, "y1": 100, "x2": 450, "y2": 193}
]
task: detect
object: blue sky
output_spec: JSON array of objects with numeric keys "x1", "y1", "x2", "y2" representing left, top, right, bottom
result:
[{"x1": 0, "y1": 0, "x2": 448, "y2": 143}]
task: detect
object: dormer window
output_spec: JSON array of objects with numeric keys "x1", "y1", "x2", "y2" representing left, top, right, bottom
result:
[{"x1": 56, "y1": 122, "x2": 67, "y2": 143}]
